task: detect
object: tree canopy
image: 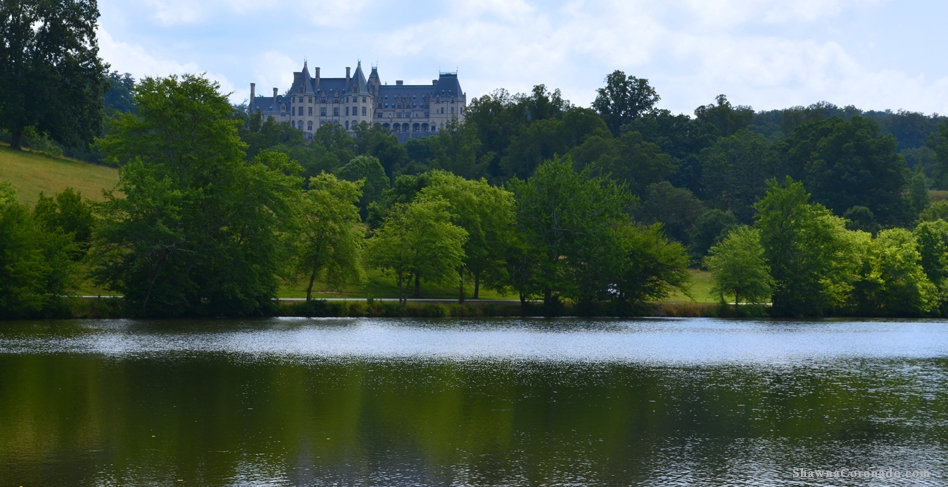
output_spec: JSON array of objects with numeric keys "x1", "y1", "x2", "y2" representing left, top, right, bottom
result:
[{"x1": 0, "y1": 0, "x2": 108, "y2": 150}]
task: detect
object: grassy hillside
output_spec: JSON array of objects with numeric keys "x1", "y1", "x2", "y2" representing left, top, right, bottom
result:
[{"x1": 0, "y1": 144, "x2": 118, "y2": 205}]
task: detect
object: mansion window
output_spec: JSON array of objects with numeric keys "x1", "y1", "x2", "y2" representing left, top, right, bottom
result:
[
  {"x1": 308, "y1": 107, "x2": 313, "y2": 116},
  {"x1": 320, "y1": 107, "x2": 326, "y2": 116},
  {"x1": 362, "y1": 107, "x2": 366, "y2": 116},
  {"x1": 346, "y1": 107, "x2": 350, "y2": 116},
  {"x1": 333, "y1": 107, "x2": 339, "y2": 116},
  {"x1": 362, "y1": 97, "x2": 366, "y2": 103},
  {"x1": 298, "y1": 107, "x2": 304, "y2": 116}
]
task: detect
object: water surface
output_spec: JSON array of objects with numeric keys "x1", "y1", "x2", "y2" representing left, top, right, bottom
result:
[{"x1": 1, "y1": 318, "x2": 946, "y2": 485}]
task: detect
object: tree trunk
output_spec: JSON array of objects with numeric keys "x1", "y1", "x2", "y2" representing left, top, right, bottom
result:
[
  {"x1": 459, "y1": 267, "x2": 465, "y2": 304},
  {"x1": 474, "y1": 273, "x2": 480, "y2": 299},
  {"x1": 306, "y1": 268, "x2": 317, "y2": 301},
  {"x1": 397, "y1": 273, "x2": 404, "y2": 306},
  {"x1": 544, "y1": 287, "x2": 552, "y2": 307},
  {"x1": 519, "y1": 291, "x2": 526, "y2": 316},
  {"x1": 10, "y1": 129, "x2": 23, "y2": 151},
  {"x1": 734, "y1": 292, "x2": 740, "y2": 314},
  {"x1": 414, "y1": 274, "x2": 420, "y2": 298}
]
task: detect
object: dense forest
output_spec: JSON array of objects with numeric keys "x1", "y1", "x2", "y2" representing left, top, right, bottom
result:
[{"x1": 4, "y1": 65, "x2": 948, "y2": 319}]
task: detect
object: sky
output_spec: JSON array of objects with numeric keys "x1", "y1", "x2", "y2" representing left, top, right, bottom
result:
[{"x1": 97, "y1": 0, "x2": 948, "y2": 116}]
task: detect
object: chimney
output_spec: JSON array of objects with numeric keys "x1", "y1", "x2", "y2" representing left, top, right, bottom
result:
[
  {"x1": 315, "y1": 67, "x2": 320, "y2": 87},
  {"x1": 396, "y1": 80, "x2": 404, "y2": 86},
  {"x1": 250, "y1": 83, "x2": 255, "y2": 109},
  {"x1": 432, "y1": 79, "x2": 437, "y2": 85},
  {"x1": 346, "y1": 67, "x2": 351, "y2": 85},
  {"x1": 273, "y1": 88, "x2": 278, "y2": 105}
]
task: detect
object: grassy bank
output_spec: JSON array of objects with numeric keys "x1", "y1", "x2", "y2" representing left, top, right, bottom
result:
[
  {"x1": 56, "y1": 296, "x2": 742, "y2": 320},
  {"x1": 0, "y1": 143, "x2": 118, "y2": 205}
]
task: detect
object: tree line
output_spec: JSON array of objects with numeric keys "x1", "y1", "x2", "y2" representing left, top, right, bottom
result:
[{"x1": 5, "y1": 0, "x2": 948, "y2": 318}]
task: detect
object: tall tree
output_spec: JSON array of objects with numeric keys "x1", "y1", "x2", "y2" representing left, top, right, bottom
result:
[
  {"x1": 508, "y1": 156, "x2": 633, "y2": 307},
  {"x1": 777, "y1": 116, "x2": 911, "y2": 226},
  {"x1": 418, "y1": 171, "x2": 515, "y2": 301},
  {"x1": 754, "y1": 178, "x2": 857, "y2": 316},
  {"x1": 292, "y1": 173, "x2": 365, "y2": 301},
  {"x1": 592, "y1": 71, "x2": 660, "y2": 136},
  {"x1": 706, "y1": 226, "x2": 772, "y2": 312},
  {"x1": 0, "y1": 0, "x2": 108, "y2": 150},
  {"x1": 335, "y1": 155, "x2": 389, "y2": 221},
  {"x1": 93, "y1": 75, "x2": 302, "y2": 317},
  {"x1": 366, "y1": 198, "x2": 467, "y2": 304}
]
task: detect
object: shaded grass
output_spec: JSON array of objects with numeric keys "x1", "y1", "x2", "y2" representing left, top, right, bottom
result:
[
  {"x1": 930, "y1": 190, "x2": 948, "y2": 203},
  {"x1": 0, "y1": 143, "x2": 118, "y2": 205},
  {"x1": 279, "y1": 267, "x2": 520, "y2": 300}
]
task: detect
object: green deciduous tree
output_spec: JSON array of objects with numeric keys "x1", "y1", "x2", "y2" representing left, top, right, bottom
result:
[
  {"x1": 612, "y1": 222, "x2": 691, "y2": 306},
  {"x1": 0, "y1": 0, "x2": 108, "y2": 150},
  {"x1": 849, "y1": 228, "x2": 938, "y2": 316},
  {"x1": 706, "y1": 226, "x2": 773, "y2": 311},
  {"x1": 592, "y1": 71, "x2": 660, "y2": 136},
  {"x1": 366, "y1": 198, "x2": 467, "y2": 304},
  {"x1": 93, "y1": 75, "x2": 302, "y2": 317},
  {"x1": 418, "y1": 171, "x2": 515, "y2": 301},
  {"x1": 0, "y1": 190, "x2": 75, "y2": 318},
  {"x1": 636, "y1": 181, "x2": 706, "y2": 245},
  {"x1": 508, "y1": 156, "x2": 633, "y2": 307},
  {"x1": 755, "y1": 178, "x2": 857, "y2": 316},
  {"x1": 33, "y1": 188, "x2": 95, "y2": 259},
  {"x1": 699, "y1": 129, "x2": 777, "y2": 223},
  {"x1": 929, "y1": 120, "x2": 948, "y2": 188},
  {"x1": 777, "y1": 116, "x2": 911, "y2": 226},
  {"x1": 335, "y1": 155, "x2": 390, "y2": 221},
  {"x1": 292, "y1": 173, "x2": 366, "y2": 301}
]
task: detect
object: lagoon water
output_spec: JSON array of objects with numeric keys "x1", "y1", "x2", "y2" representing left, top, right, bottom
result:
[{"x1": 1, "y1": 317, "x2": 947, "y2": 486}]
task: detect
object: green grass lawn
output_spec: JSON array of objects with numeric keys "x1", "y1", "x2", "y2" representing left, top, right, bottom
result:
[
  {"x1": 664, "y1": 269, "x2": 716, "y2": 303},
  {"x1": 0, "y1": 144, "x2": 119, "y2": 205}
]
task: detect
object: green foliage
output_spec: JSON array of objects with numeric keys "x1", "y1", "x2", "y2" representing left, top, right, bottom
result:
[
  {"x1": 636, "y1": 181, "x2": 705, "y2": 244},
  {"x1": 33, "y1": 188, "x2": 95, "y2": 258},
  {"x1": 93, "y1": 75, "x2": 302, "y2": 317},
  {"x1": 366, "y1": 198, "x2": 467, "y2": 304},
  {"x1": 292, "y1": 173, "x2": 366, "y2": 300},
  {"x1": 929, "y1": 120, "x2": 948, "y2": 188},
  {"x1": 0, "y1": 181, "x2": 16, "y2": 206},
  {"x1": 849, "y1": 228, "x2": 938, "y2": 316},
  {"x1": 569, "y1": 130, "x2": 676, "y2": 197},
  {"x1": 353, "y1": 123, "x2": 409, "y2": 178},
  {"x1": 239, "y1": 112, "x2": 307, "y2": 159},
  {"x1": 612, "y1": 223, "x2": 692, "y2": 305},
  {"x1": 592, "y1": 71, "x2": 660, "y2": 136},
  {"x1": 777, "y1": 116, "x2": 912, "y2": 226},
  {"x1": 0, "y1": 0, "x2": 107, "y2": 150},
  {"x1": 699, "y1": 129, "x2": 776, "y2": 223},
  {"x1": 418, "y1": 171, "x2": 516, "y2": 300},
  {"x1": 913, "y1": 220, "x2": 948, "y2": 285},
  {"x1": 0, "y1": 198, "x2": 75, "y2": 318},
  {"x1": 694, "y1": 95, "x2": 754, "y2": 138},
  {"x1": 508, "y1": 156, "x2": 634, "y2": 305},
  {"x1": 335, "y1": 155, "x2": 390, "y2": 221},
  {"x1": 755, "y1": 178, "x2": 857, "y2": 316},
  {"x1": 919, "y1": 200, "x2": 948, "y2": 223},
  {"x1": 105, "y1": 71, "x2": 137, "y2": 114},
  {"x1": 689, "y1": 209, "x2": 738, "y2": 259},
  {"x1": 706, "y1": 226, "x2": 773, "y2": 311},
  {"x1": 843, "y1": 206, "x2": 879, "y2": 234}
]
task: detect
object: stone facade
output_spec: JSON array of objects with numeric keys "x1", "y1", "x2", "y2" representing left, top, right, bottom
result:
[{"x1": 249, "y1": 61, "x2": 466, "y2": 142}]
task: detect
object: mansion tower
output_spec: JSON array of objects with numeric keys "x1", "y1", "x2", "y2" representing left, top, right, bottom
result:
[{"x1": 249, "y1": 61, "x2": 467, "y2": 141}]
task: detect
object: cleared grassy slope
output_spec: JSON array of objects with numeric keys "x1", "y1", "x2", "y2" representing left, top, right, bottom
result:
[{"x1": 0, "y1": 144, "x2": 118, "y2": 205}]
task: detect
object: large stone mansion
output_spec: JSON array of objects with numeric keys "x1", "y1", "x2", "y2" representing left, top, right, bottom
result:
[{"x1": 249, "y1": 61, "x2": 467, "y2": 142}]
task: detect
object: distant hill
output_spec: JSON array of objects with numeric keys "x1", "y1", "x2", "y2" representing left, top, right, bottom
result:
[{"x1": 0, "y1": 144, "x2": 118, "y2": 205}]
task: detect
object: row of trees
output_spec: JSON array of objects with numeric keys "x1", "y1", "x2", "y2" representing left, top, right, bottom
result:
[
  {"x1": 708, "y1": 178, "x2": 948, "y2": 317},
  {"x1": 0, "y1": 75, "x2": 691, "y2": 318}
]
